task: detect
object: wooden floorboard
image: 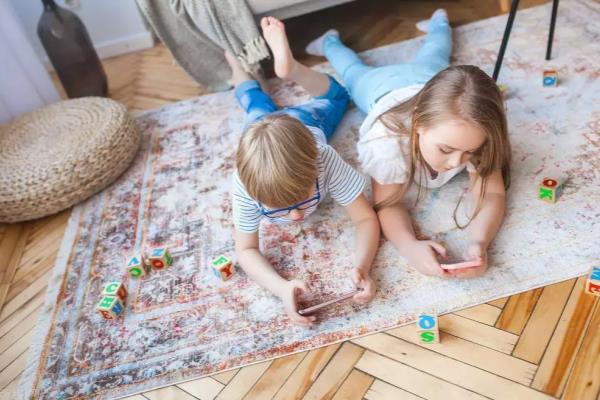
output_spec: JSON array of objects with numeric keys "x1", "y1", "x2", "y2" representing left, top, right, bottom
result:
[
  {"x1": 439, "y1": 313, "x2": 519, "y2": 354},
  {"x1": 212, "y1": 369, "x2": 241, "y2": 386},
  {"x1": 0, "y1": 223, "x2": 30, "y2": 312},
  {"x1": 561, "y1": 302, "x2": 600, "y2": 400},
  {"x1": 215, "y1": 361, "x2": 271, "y2": 400},
  {"x1": 301, "y1": 342, "x2": 365, "y2": 400},
  {"x1": 331, "y1": 369, "x2": 374, "y2": 400},
  {"x1": 513, "y1": 279, "x2": 576, "y2": 364},
  {"x1": 243, "y1": 352, "x2": 307, "y2": 399},
  {"x1": 355, "y1": 350, "x2": 488, "y2": 400},
  {"x1": 364, "y1": 379, "x2": 424, "y2": 400},
  {"x1": 353, "y1": 333, "x2": 554, "y2": 399},
  {"x1": 0, "y1": 310, "x2": 37, "y2": 354},
  {"x1": 387, "y1": 324, "x2": 537, "y2": 386},
  {"x1": 496, "y1": 287, "x2": 544, "y2": 335},
  {"x1": 532, "y1": 277, "x2": 599, "y2": 398},
  {"x1": 453, "y1": 303, "x2": 502, "y2": 325},
  {"x1": 177, "y1": 377, "x2": 224, "y2": 400},
  {"x1": 144, "y1": 386, "x2": 198, "y2": 400},
  {"x1": 488, "y1": 297, "x2": 509, "y2": 309},
  {"x1": 0, "y1": 377, "x2": 19, "y2": 400},
  {"x1": 272, "y1": 344, "x2": 342, "y2": 400},
  {"x1": 5, "y1": 0, "x2": 600, "y2": 399},
  {"x1": 0, "y1": 290, "x2": 44, "y2": 338}
]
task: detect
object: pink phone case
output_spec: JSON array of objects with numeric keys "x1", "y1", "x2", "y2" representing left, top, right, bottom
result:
[
  {"x1": 441, "y1": 260, "x2": 482, "y2": 270},
  {"x1": 298, "y1": 288, "x2": 362, "y2": 316}
]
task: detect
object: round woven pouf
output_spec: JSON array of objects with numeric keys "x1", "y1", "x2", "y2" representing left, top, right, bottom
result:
[{"x1": 0, "y1": 97, "x2": 140, "y2": 223}]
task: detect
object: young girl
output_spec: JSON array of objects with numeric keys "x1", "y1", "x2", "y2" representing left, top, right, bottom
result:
[
  {"x1": 229, "y1": 17, "x2": 380, "y2": 327},
  {"x1": 307, "y1": 9, "x2": 511, "y2": 278}
]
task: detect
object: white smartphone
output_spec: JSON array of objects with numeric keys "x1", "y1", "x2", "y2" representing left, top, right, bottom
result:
[{"x1": 298, "y1": 288, "x2": 363, "y2": 316}]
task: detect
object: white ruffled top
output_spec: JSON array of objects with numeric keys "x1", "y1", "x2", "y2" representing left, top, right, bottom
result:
[{"x1": 357, "y1": 84, "x2": 474, "y2": 187}]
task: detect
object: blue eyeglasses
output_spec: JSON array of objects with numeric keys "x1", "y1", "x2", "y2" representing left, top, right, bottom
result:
[{"x1": 260, "y1": 180, "x2": 321, "y2": 218}]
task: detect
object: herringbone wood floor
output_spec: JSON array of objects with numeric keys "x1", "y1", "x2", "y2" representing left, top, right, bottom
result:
[{"x1": 2, "y1": 0, "x2": 599, "y2": 399}]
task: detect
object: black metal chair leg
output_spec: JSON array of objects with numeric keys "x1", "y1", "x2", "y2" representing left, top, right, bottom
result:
[
  {"x1": 493, "y1": 0, "x2": 520, "y2": 81},
  {"x1": 546, "y1": 0, "x2": 560, "y2": 60}
]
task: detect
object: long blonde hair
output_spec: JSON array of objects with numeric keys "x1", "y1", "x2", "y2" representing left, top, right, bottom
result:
[
  {"x1": 237, "y1": 114, "x2": 318, "y2": 207},
  {"x1": 375, "y1": 65, "x2": 511, "y2": 228}
]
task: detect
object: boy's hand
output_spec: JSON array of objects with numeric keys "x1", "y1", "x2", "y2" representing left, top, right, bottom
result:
[
  {"x1": 279, "y1": 279, "x2": 317, "y2": 327},
  {"x1": 405, "y1": 240, "x2": 448, "y2": 277},
  {"x1": 351, "y1": 268, "x2": 376, "y2": 304},
  {"x1": 446, "y1": 242, "x2": 487, "y2": 278}
]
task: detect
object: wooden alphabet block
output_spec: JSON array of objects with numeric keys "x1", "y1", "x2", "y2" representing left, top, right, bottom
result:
[
  {"x1": 539, "y1": 177, "x2": 563, "y2": 203},
  {"x1": 585, "y1": 266, "x2": 600, "y2": 296},
  {"x1": 543, "y1": 69, "x2": 558, "y2": 87},
  {"x1": 416, "y1": 313, "x2": 439, "y2": 344},
  {"x1": 148, "y1": 247, "x2": 173, "y2": 270},
  {"x1": 211, "y1": 255, "x2": 235, "y2": 281},
  {"x1": 127, "y1": 254, "x2": 150, "y2": 278},
  {"x1": 97, "y1": 296, "x2": 124, "y2": 320},
  {"x1": 497, "y1": 83, "x2": 508, "y2": 99},
  {"x1": 102, "y1": 282, "x2": 127, "y2": 301}
]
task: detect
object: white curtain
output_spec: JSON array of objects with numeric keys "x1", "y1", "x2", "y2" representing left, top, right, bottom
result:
[{"x1": 0, "y1": 1, "x2": 60, "y2": 125}]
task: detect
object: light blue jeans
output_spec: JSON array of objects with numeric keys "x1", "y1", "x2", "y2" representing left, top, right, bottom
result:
[
  {"x1": 234, "y1": 76, "x2": 349, "y2": 142},
  {"x1": 322, "y1": 16, "x2": 452, "y2": 114}
]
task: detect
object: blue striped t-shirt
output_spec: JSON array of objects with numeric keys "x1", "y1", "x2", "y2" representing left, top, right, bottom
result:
[{"x1": 232, "y1": 126, "x2": 367, "y2": 233}]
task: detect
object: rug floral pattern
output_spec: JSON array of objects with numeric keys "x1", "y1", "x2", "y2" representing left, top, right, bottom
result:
[{"x1": 20, "y1": 1, "x2": 600, "y2": 398}]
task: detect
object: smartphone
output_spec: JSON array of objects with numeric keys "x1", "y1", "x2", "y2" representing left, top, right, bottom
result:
[
  {"x1": 441, "y1": 259, "x2": 482, "y2": 270},
  {"x1": 298, "y1": 288, "x2": 363, "y2": 316}
]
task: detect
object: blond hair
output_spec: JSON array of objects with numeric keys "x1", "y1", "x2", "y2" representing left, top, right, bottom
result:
[
  {"x1": 376, "y1": 65, "x2": 511, "y2": 228},
  {"x1": 236, "y1": 114, "x2": 318, "y2": 208}
]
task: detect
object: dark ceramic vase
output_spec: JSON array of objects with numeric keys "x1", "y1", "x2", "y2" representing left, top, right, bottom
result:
[{"x1": 38, "y1": 0, "x2": 108, "y2": 98}]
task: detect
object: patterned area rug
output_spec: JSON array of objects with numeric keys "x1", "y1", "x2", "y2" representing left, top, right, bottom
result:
[{"x1": 20, "y1": 1, "x2": 600, "y2": 398}]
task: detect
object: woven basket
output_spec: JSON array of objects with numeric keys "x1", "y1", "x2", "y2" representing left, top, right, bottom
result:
[{"x1": 0, "y1": 97, "x2": 140, "y2": 223}]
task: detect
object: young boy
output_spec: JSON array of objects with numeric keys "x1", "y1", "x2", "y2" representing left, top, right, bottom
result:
[{"x1": 229, "y1": 17, "x2": 380, "y2": 327}]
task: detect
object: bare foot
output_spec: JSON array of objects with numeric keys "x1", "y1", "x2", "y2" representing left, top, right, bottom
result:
[
  {"x1": 260, "y1": 16, "x2": 296, "y2": 79},
  {"x1": 224, "y1": 50, "x2": 251, "y2": 85},
  {"x1": 416, "y1": 9, "x2": 448, "y2": 33}
]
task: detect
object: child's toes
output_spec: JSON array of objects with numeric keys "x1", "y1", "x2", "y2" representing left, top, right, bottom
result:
[
  {"x1": 269, "y1": 16, "x2": 283, "y2": 29},
  {"x1": 260, "y1": 16, "x2": 270, "y2": 29}
]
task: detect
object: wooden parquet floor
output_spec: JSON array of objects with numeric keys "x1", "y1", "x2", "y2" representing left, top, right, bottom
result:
[{"x1": 1, "y1": 0, "x2": 599, "y2": 399}]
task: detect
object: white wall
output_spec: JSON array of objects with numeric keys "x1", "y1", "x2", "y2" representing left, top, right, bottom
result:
[
  {"x1": 8, "y1": 0, "x2": 153, "y2": 61},
  {"x1": 0, "y1": 1, "x2": 60, "y2": 124}
]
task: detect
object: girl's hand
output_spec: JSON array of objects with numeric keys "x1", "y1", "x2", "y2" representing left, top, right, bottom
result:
[
  {"x1": 351, "y1": 268, "x2": 376, "y2": 304},
  {"x1": 278, "y1": 280, "x2": 317, "y2": 327},
  {"x1": 447, "y1": 242, "x2": 488, "y2": 278},
  {"x1": 406, "y1": 240, "x2": 448, "y2": 277}
]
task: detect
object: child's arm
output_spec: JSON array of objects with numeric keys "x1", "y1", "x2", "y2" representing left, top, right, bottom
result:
[
  {"x1": 372, "y1": 180, "x2": 448, "y2": 276},
  {"x1": 234, "y1": 230, "x2": 316, "y2": 326},
  {"x1": 448, "y1": 169, "x2": 506, "y2": 278},
  {"x1": 343, "y1": 193, "x2": 380, "y2": 303}
]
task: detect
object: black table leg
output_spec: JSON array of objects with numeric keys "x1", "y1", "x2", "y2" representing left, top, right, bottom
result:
[
  {"x1": 493, "y1": 0, "x2": 520, "y2": 82},
  {"x1": 546, "y1": 0, "x2": 560, "y2": 60}
]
